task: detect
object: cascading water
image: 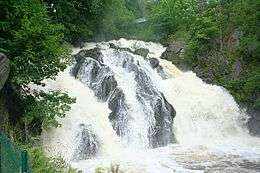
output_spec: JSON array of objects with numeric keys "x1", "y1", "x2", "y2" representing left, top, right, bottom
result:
[{"x1": 37, "y1": 39, "x2": 260, "y2": 173}]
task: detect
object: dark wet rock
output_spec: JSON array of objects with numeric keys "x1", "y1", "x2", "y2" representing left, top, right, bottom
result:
[
  {"x1": 148, "y1": 58, "x2": 160, "y2": 69},
  {"x1": 0, "y1": 92, "x2": 9, "y2": 130},
  {"x1": 149, "y1": 94, "x2": 176, "y2": 148},
  {"x1": 161, "y1": 41, "x2": 187, "y2": 70},
  {"x1": 108, "y1": 88, "x2": 129, "y2": 137},
  {"x1": 73, "y1": 48, "x2": 176, "y2": 148},
  {"x1": 71, "y1": 56, "x2": 86, "y2": 77},
  {"x1": 74, "y1": 48, "x2": 102, "y2": 62},
  {"x1": 92, "y1": 67, "x2": 117, "y2": 101},
  {"x1": 72, "y1": 124, "x2": 100, "y2": 161},
  {"x1": 75, "y1": 59, "x2": 117, "y2": 101},
  {"x1": 72, "y1": 48, "x2": 103, "y2": 76},
  {"x1": 73, "y1": 38, "x2": 85, "y2": 48},
  {"x1": 109, "y1": 43, "x2": 118, "y2": 49},
  {"x1": 0, "y1": 52, "x2": 9, "y2": 130},
  {"x1": 247, "y1": 108, "x2": 260, "y2": 136},
  {"x1": 156, "y1": 65, "x2": 170, "y2": 79},
  {"x1": 134, "y1": 48, "x2": 149, "y2": 58},
  {"x1": 72, "y1": 48, "x2": 118, "y2": 101},
  {"x1": 118, "y1": 52, "x2": 176, "y2": 147},
  {"x1": 109, "y1": 43, "x2": 133, "y2": 53},
  {"x1": 0, "y1": 53, "x2": 9, "y2": 90}
]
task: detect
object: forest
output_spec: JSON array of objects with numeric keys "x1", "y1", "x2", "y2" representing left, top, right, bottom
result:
[{"x1": 0, "y1": 0, "x2": 259, "y2": 172}]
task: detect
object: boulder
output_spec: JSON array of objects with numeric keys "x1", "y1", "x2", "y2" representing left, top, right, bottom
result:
[
  {"x1": 72, "y1": 49, "x2": 118, "y2": 102},
  {"x1": 0, "y1": 53, "x2": 10, "y2": 90},
  {"x1": 72, "y1": 124, "x2": 100, "y2": 160},
  {"x1": 134, "y1": 48, "x2": 149, "y2": 58},
  {"x1": 108, "y1": 88, "x2": 129, "y2": 137},
  {"x1": 0, "y1": 53, "x2": 9, "y2": 130},
  {"x1": 161, "y1": 40, "x2": 187, "y2": 70},
  {"x1": 247, "y1": 108, "x2": 260, "y2": 136},
  {"x1": 148, "y1": 58, "x2": 159, "y2": 68},
  {"x1": 71, "y1": 48, "x2": 103, "y2": 77},
  {"x1": 0, "y1": 93, "x2": 9, "y2": 130},
  {"x1": 109, "y1": 43, "x2": 133, "y2": 53},
  {"x1": 74, "y1": 48, "x2": 102, "y2": 62}
]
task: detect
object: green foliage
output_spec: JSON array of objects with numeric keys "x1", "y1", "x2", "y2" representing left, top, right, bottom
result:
[
  {"x1": 126, "y1": 0, "x2": 147, "y2": 17},
  {"x1": 28, "y1": 147, "x2": 78, "y2": 173},
  {"x1": 0, "y1": 0, "x2": 71, "y2": 85},
  {"x1": 151, "y1": 0, "x2": 260, "y2": 109},
  {"x1": 45, "y1": 0, "x2": 137, "y2": 42},
  {"x1": 150, "y1": 0, "x2": 198, "y2": 37},
  {"x1": 45, "y1": 0, "x2": 104, "y2": 43},
  {"x1": 96, "y1": 0, "x2": 135, "y2": 40},
  {"x1": 23, "y1": 91, "x2": 76, "y2": 130}
]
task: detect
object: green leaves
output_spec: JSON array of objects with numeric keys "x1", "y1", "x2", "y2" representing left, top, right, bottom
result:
[
  {"x1": 28, "y1": 147, "x2": 77, "y2": 173},
  {"x1": 1, "y1": 0, "x2": 71, "y2": 85},
  {"x1": 24, "y1": 91, "x2": 76, "y2": 129},
  {"x1": 150, "y1": 0, "x2": 198, "y2": 36},
  {"x1": 150, "y1": 0, "x2": 259, "y2": 110}
]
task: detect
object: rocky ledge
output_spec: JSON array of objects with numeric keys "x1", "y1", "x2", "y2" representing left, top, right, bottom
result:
[{"x1": 0, "y1": 53, "x2": 10, "y2": 90}]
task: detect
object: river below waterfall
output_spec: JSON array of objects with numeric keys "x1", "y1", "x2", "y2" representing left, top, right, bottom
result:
[{"x1": 34, "y1": 39, "x2": 260, "y2": 173}]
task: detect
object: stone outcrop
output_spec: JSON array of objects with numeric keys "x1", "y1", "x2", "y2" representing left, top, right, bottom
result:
[
  {"x1": 0, "y1": 53, "x2": 9, "y2": 130},
  {"x1": 73, "y1": 48, "x2": 176, "y2": 148},
  {"x1": 247, "y1": 108, "x2": 260, "y2": 137},
  {"x1": 161, "y1": 40, "x2": 187, "y2": 70},
  {"x1": 148, "y1": 58, "x2": 160, "y2": 69},
  {"x1": 73, "y1": 49, "x2": 117, "y2": 101},
  {"x1": 134, "y1": 48, "x2": 149, "y2": 58},
  {"x1": 72, "y1": 124, "x2": 100, "y2": 160},
  {"x1": 0, "y1": 53, "x2": 10, "y2": 90}
]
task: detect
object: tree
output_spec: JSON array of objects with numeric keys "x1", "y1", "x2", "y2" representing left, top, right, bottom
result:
[{"x1": 0, "y1": 0, "x2": 70, "y2": 85}]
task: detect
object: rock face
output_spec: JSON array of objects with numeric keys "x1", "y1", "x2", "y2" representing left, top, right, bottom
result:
[
  {"x1": 72, "y1": 124, "x2": 100, "y2": 160},
  {"x1": 109, "y1": 43, "x2": 133, "y2": 53},
  {"x1": 73, "y1": 49, "x2": 117, "y2": 101},
  {"x1": 73, "y1": 48, "x2": 176, "y2": 148},
  {"x1": 247, "y1": 109, "x2": 260, "y2": 137},
  {"x1": 0, "y1": 92, "x2": 9, "y2": 130},
  {"x1": 148, "y1": 58, "x2": 160, "y2": 68},
  {"x1": 149, "y1": 94, "x2": 176, "y2": 147},
  {"x1": 134, "y1": 48, "x2": 149, "y2": 58},
  {"x1": 108, "y1": 88, "x2": 129, "y2": 137},
  {"x1": 161, "y1": 40, "x2": 186, "y2": 70},
  {"x1": 0, "y1": 53, "x2": 10, "y2": 90},
  {"x1": 0, "y1": 53, "x2": 10, "y2": 130}
]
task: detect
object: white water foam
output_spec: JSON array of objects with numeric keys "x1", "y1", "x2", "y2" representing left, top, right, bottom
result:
[{"x1": 37, "y1": 39, "x2": 260, "y2": 173}]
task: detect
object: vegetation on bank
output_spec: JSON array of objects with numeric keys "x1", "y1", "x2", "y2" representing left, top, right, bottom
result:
[
  {"x1": 149, "y1": 0, "x2": 259, "y2": 111},
  {"x1": 0, "y1": 0, "x2": 259, "y2": 172}
]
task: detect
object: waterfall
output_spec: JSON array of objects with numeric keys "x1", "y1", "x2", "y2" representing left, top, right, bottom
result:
[{"x1": 36, "y1": 38, "x2": 260, "y2": 173}]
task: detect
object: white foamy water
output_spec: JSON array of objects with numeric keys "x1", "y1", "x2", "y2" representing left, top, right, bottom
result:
[{"x1": 36, "y1": 39, "x2": 260, "y2": 173}]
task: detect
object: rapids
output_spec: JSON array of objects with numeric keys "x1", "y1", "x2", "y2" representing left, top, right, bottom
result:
[{"x1": 36, "y1": 39, "x2": 260, "y2": 173}]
